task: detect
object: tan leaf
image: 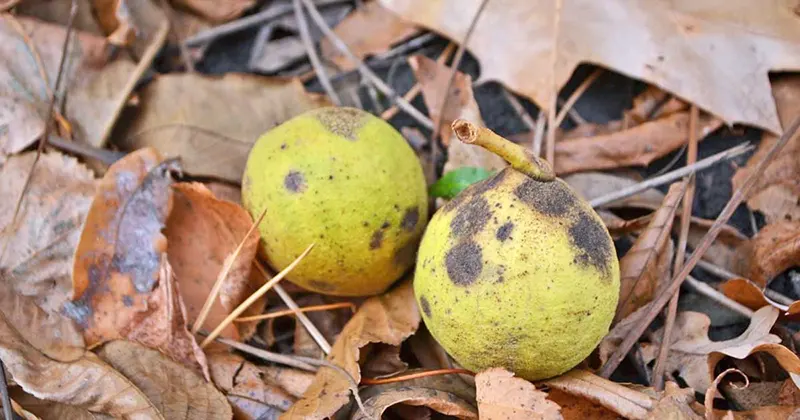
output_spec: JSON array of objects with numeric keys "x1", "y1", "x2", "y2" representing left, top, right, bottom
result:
[
  {"x1": 353, "y1": 386, "x2": 477, "y2": 420},
  {"x1": 380, "y1": 0, "x2": 800, "y2": 133},
  {"x1": 617, "y1": 181, "x2": 685, "y2": 318},
  {"x1": 627, "y1": 85, "x2": 688, "y2": 123},
  {"x1": 171, "y1": 0, "x2": 255, "y2": 22},
  {"x1": 92, "y1": 0, "x2": 168, "y2": 52},
  {"x1": 282, "y1": 280, "x2": 421, "y2": 419},
  {"x1": 733, "y1": 75, "x2": 800, "y2": 224},
  {"x1": 0, "y1": 152, "x2": 95, "y2": 315},
  {"x1": 116, "y1": 73, "x2": 329, "y2": 183},
  {"x1": 686, "y1": 218, "x2": 747, "y2": 275},
  {"x1": 165, "y1": 182, "x2": 261, "y2": 341},
  {"x1": 640, "y1": 306, "x2": 800, "y2": 393},
  {"x1": 554, "y1": 113, "x2": 723, "y2": 175},
  {"x1": 321, "y1": 1, "x2": 419, "y2": 71},
  {"x1": 546, "y1": 389, "x2": 620, "y2": 419},
  {"x1": 476, "y1": 368, "x2": 561, "y2": 420},
  {"x1": 98, "y1": 340, "x2": 230, "y2": 419},
  {"x1": 719, "y1": 278, "x2": 800, "y2": 318},
  {"x1": 0, "y1": 16, "x2": 140, "y2": 157},
  {"x1": 208, "y1": 352, "x2": 298, "y2": 419},
  {"x1": 12, "y1": 390, "x2": 101, "y2": 420},
  {"x1": 261, "y1": 366, "x2": 316, "y2": 399},
  {"x1": 712, "y1": 406, "x2": 800, "y2": 420},
  {"x1": 545, "y1": 370, "x2": 658, "y2": 420},
  {"x1": 15, "y1": 0, "x2": 105, "y2": 34},
  {"x1": 0, "y1": 286, "x2": 161, "y2": 418},
  {"x1": 735, "y1": 220, "x2": 800, "y2": 287},
  {"x1": 67, "y1": 148, "x2": 178, "y2": 346}
]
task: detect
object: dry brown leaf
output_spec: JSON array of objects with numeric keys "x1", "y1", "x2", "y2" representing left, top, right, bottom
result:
[
  {"x1": 208, "y1": 352, "x2": 298, "y2": 419},
  {"x1": 0, "y1": 285, "x2": 161, "y2": 418},
  {"x1": 261, "y1": 366, "x2": 316, "y2": 399},
  {"x1": 0, "y1": 16, "x2": 140, "y2": 156},
  {"x1": 627, "y1": 85, "x2": 688, "y2": 123},
  {"x1": 554, "y1": 113, "x2": 722, "y2": 175},
  {"x1": 353, "y1": 386, "x2": 477, "y2": 420},
  {"x1": 733, "y1": 75, "x2": 800, "y2": 223},
  {"x1": 321, "y1": 1, "x2": 419, "y2": 71},
  {"x1": 476, "y1": 368, "x2": 562, "y2": 420},
  {"x1": 641, "y1": 306, "x2": 800, "y2": 394},
  {"x1": 735, "y1": 220, "x2": 800, "y2": 287},
  {"x1": 16, "y1": 0, "x2": 105, "y2": 34},
  {"x1": 92, "y1": 0, "x2": 168, "y2": 53},
  {"x1": 719, "y1": 278, "x2": 800, "y2": 319},
  {"x1": 171, "y1": 0, "x2": 254, "y2": 22},
  {"x1": 687, "y1": 219, "x2": 748, "y2": 275},
  {"x1": 98, "y1": 340, "x2": 231, "y2": 419},
  {"x1": 713, "y1": 406, "x2": 800, "y2": 420},
  {"x1": 361, "y1": 344, "x2": 407, "y2": 379},
  {"x1": 546, "y1": 389, "x2": 620, "y2": 419},
  {"x1": 166, "y1": 182, "x2": 261, "y2": 341},
  {"x1": 617, "y1": 181, "x2": 685, "y2": 318},
  {"x1": 67, "y1": 148, "x2": 178, "y2": 346},
  {"x1": 722, "y1": 381, "x2": 783, "y2": 410},
  {"x1": 116, "y1": 73, "x2": 329, "y2": 183},
  {"x1": 0, "y1": 152, "x2": 95, "y2": 314},
  {"x1": 12, "y1": 390, "x2": 101, "y2": 420},
  {"x1": 645, "y1": 382, "x2": 703, "y2": 420},
  {"x1": 545, "y1": 370, "x2": 658, "y2": 420},
  {"x1": 282, "y1": 280, "x2": 421, "y2": 419},
  {"x1": 380, "y1": 0, "x2": 800, "y2": 133}
]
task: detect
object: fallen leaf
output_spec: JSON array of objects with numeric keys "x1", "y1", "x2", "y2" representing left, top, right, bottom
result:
[
  {"x1": 209, "y1": 352, "x2": 298, "y2": 419},
  {"x1": 282, "y1": 280, "x2": 421, "y2": 419},
  {"x1": 0, "y1": 284, "x2": 161, "y2": 418},
  {"x1": 546, "y1": 389, "x2": 619, "y2": 419},
  {"x1": 563, "y1": 171, "x2": 665, "y2": 210},
  {"x1": 380, "y1": 0, "x2": 800, "y2": 133},
  {"x1": 617, "y1": 181, "x2": 685, "y2": 319},
  {"x1": 640, "y1": 306, "x2": 800, "y2": 393},
  {"x1": 16, "y1": 0, "x2": 105, "y2": 34},
  {"x1": 734, "y1": 220, "x2": 800, "y2": 287},
  {"x1": 321, "y1": 1, "x2": 419, "y2": 71},
  {"x1": 93, "y1": 0, "x2": 168, "y2": 52},
  {"x1": 646, "y1": 382, "x2": 703, "y2": 420},
  {"x1": 261, "y1": 366, "x2": 316, "y2": 399},
  {"x1": 116, "y1": 73, "x2": 329, "y2": 183},
  {"x1": 627, "y1": 85, "x2": 688, "y2": 123},
  {"x1": 544, "y1": 370, "x2": 660, "y2": 420},
  {"x1": 66, "y1": 148, "x2": 178, "y2": 346},
  {"x1": 476, "y1": 368, "x2": 561, "y2": 420},
  {"x1": 12, "y1": 390, "x2": 99, "y2": 420},
  {"x1": 712, "y1": 406, "x2": 800, "y2": 420},
  {"x1": 172, "y1": 0, "x2": 255, "y2": 22},
  {"x1": 165, "y1": 182, "x2": 261, "y2": 341},
  {"x1": 0, "y1": 152, "x2": 95, "y2": 314},
  {"x1": 719, "y1": 278, "x2": 800, "y2": 318},
  {"x1": 686, "y1": 218, "x2": 747, "y2": 275},
  {"x1": 733, "y1": 75, "x2": 800, "y2": 223},
  {"x1": 353, "y1": 386, "x2": 477, "y2": 420},
  {"x1": 554, "y1": 112, "x2": 723, "y2": 175},
  {"x1": 721, "y1": 380, "x2": 783, "y2": 410},
  {"x1": 361, "y1": 344, "x2": 408, "y2": 379},
  {"x1": 0, "y1": 16, "x2": 141, "y2": 157}
]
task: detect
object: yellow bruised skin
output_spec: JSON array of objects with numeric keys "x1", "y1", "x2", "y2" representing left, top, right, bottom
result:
[{"x1": 242, "y1": 107, "x2": 428, "y2": 296}]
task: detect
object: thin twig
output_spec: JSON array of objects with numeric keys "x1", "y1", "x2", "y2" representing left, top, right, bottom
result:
[
  {"x1": 1, "y1": 1, "x2": 77, "y2": 261},
  {"x1": 694, "y1": 259, "x2": 795, "y2": 306},
  {"x1": 589, "y1": 143, "x2": 752, "y2": 208},
  {"x1": 300, "y1": 0, "x2": 433, "y2": 129},
  {"x1": 502, "y1": 89, "x2": 537, "y2": 147},
  {"x1": 553, "y1": 68, "x2": 602, "y2": 130},
  {"x1": 532, "y1": 109, "x2": 546, "y2": 157},
  {"x1": 159, "y1": 0, "x2": 195, "y2": 72},
  {"x1": 598, "y1": 115, "x2": 800, "y2": 379},
  {"x1": 361, "y1": 368, "x2": 475, "y2": 385},
  {"x1": 47, "y1": 136, "x2": 125, "y2": 165},
  {"x1": 272, "y1": 283, "x2": 333, "y2": 354},
  {"x1": 200, "y1": 243, "x2": 315, "y2": 348},
  {"x1": 545, "y1": 0, "x2": 564, "y2": 164},
  {"x1": 557, "y1": 97, "x2": 588, "y2": 125},
  {"x1": 294, "y1": 0, "x2": 341, "y2": 105},
  {"x1": 192, "y1": 208, "x2": 267, "y2": 333},
  {"x1": 234, "y1": 301, "x2": 355, "y2": 322},
  {"x1": 653, "y1": 105, "x2": 698, "y2": 390},
  {"x1": 381, "y1": 43, "x2": 455, "y2": 121},
  {"x1": 0, "y1": 362, "x2": 12, "y2": 420},
  {"x1": 683, "y1": 276, "x2": 753, "y2": 318}
]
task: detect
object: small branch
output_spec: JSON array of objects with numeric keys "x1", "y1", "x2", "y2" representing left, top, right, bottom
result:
[
  {"x1": 545, "y1": 0, "x2": 564, "y2": 164},
  {"x1": 532, "y1": 109, "x2": 546, "y2": 157},
  {"x1": 684, "y1": 276, "x2": 753, "y2": 318},
  {"x1": 428, "y1": 0, "x2": 490, "y2": 176},
  {"x1": 235, "y1": 302, "x2": 355, "y2": 322},
  {"x1": 361, "y1": 368, "x2": 474, "y2": 385},
  {"x1": 300, "y1": 0, "x2": 433, "y2": 129},
  {"x1": 598, "y1": 115, "x2": 800, "y2": 379},
  {"x1": 294, "y1": 0, "x2": 341, "y2": 105},
  {"x1": 694, "y1": 259, "x2": 795, "y2": 306},
  {"x1": 553, "y1": 68, "x2": 602, "y2": 129},
  {"x1": 47, "y1": 136, "x2": 125, "y2": 165},
  {"x1": 502, "y1": 88, "x2": 537, "y2": 146},
  {"x1": 589, "y1": 143, "x2": 752, "y2": 208},
  {"x1": 653, "y1": 105, "x2": 698, "y2": 390},
  {"x1": 381, "y1": 43, "x2": 455, "y2": 121}
]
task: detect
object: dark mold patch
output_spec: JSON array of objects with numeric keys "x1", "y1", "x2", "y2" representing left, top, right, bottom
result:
[
  {"x1": 450, "y1": 196, "x2": 491, "y2": 237},
  {"x1": 495, "y1": 222, "x2": 514, "y2": 241},
  {"x1": 569, "y1": 210, "x2": 613, "y2": 280},
  {"x1": 445, "y1": 241, "x2": 483, "y2": 286},
  {"x1": 514, "y1": 179, "x2": 575, "y2": 217},
  {"x1": 369, "y1": 229, "x2": 384, "y2": 250},
  {"x1": 284, "y1": 170, "x2": 306, "y2": 193},
  {"x1": 314, "y1": 107, "x2": 366, "y2": 140},
  {"x1": 401, "y1": 207, "x2": 420, "y2": 232},
  {"x1": 420, "y1": 296, "x2": 432, "y2": 318}
]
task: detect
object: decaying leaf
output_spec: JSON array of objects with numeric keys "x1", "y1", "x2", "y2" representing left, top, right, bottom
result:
[
  {"x1": 172, "y1": 0, "x2": 255, "y2": 22},
  {"x1": 733, "y1": 75, "x2": 800, "y2": 223},
  {"x1": 0, "y1": 285, "x2": 161, "y2": 418},
  {"x1": 0, "y1": 152, "x2": 95, "y2": 314},
  {"x1": 116, "y1": 73, "x2": 329, "y2": 183},
  {"x1": 627, "y1": 85, "x2": 688, "y2": 123},
  {"x1": 641, "y1": 306, "x2": 800, "y2": 393},
  {"x1": 546, "y1": 389, "x2": 620, "y2": 419},
  {"x1": 734, "y1": 220, "x2": 800, "y2": 287},
  {"x1": 616, "y1": 181, "x2": 685, "y2": 319},
  {"x1": 282, "y1": 280, "x2": 421, "y2": 419},
  {"x1": 92, "y1": 0, "x2": 168, "y2": 53},
  {"x1": 166, "y1": 182, "x2": 261, "y2": 340},
  {"x1": 554, "y1": 112, "x2": 722, "y2": 175},
  {"x1": 98, "y1": 340, "x2": 231, "y2": 419},
  {"x1": 380, "y1": 0, "x2": 800, "y2": 133},
  {"x1": 720, "y1": 277, "x2": 800, "y2": 318},
  {"x1": 67, "y1": 148, "x2": 178, "y2": 346},
  {"x1": 0, "y1": 16, "x2": 140, "y2": 157},
  {"x1": 209, "y1": 352, "x2": 298, "y2": 419},
  {"x1": 321, "y1": 0, "x2": 419, "y2": 71},
  {"x1": 476, "y1": 368, "x2": 561, "y2": 420},
  {"x1": 12, "y1": 390, "x2": 100, "y2": 420}
]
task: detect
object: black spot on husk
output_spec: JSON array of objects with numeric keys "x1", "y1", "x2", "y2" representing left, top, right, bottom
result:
[
  {"x1": 420, "y1": 296, "x2": 432, "y2": 318},
  {"x1": 569, "y1": 209, "x2": 613, "y2": 280},
  {"x1": 513, "y1": 178, "x2": 575, "y2": 217},
  {"x1": 445, "y1": 241, "x2": 483, "y2": 286},
  {"x1": 401, "y1": 207, "x2": 420, "y2": 232},
  {"x1": 496, "y1": 222, "x2": 514, "y2": 241},
  {"x1": 450, "y1": 196, "x2": 491, "y2": 237},
  {"x1": 284, "y1": 170, "x2": 306, "y2": 193}
]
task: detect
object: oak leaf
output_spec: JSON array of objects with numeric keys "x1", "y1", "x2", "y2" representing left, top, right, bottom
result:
[{"x1": 476, "y1": 368, "x2": 561, "y2": 420}]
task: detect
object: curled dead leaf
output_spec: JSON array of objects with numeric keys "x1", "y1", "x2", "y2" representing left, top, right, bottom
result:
[
  {"x1": 719, "y1": 278, "x2": 800, "y2": 318},
  {"x1": 476, "y1": 368, "x2": 561, "y2": 420},
  {"x1": 734, "y1": 220, "x2": 800, "y2": 287}
]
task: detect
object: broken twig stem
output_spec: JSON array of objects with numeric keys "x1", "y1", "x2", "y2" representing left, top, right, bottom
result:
[
  {"x1": 234, "y1": 301, "x2": 355, "y2": 322},
  {"x1": 294, "y1": 0, "x2": 341, "y2": 105},
  {"x1": 361, "y1": 368, "x2": 475, "y2": 385}
]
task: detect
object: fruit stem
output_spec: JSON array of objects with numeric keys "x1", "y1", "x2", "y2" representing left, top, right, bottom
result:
[{"x1": 451, "y1": 119, "x2": 555, "y2": 181}]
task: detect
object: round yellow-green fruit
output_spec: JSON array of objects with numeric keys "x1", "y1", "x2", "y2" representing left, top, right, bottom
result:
[
  {"x1": 414, "y1": 168, "x2": 620, "y2": 380},
  {"x1": 242, "y1": 107, "x2": 428, "y2": 296}
]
